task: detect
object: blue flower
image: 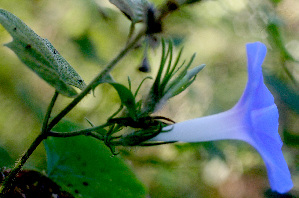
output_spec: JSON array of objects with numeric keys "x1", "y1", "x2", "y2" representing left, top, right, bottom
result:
[{"x1": 151, "y1": 42, "x2": 293, "y2": 193}]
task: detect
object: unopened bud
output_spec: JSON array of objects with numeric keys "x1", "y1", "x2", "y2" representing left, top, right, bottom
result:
[{"x1": 138, "y1": 57, "x2": 151, "y2": 73}]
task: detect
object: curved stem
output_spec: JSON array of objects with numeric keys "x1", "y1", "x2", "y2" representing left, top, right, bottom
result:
[
  {"x1": 89, "y1": 131, "x2": 105, "y2": 141},
  {"x1": 0, "y1": 134, "x2": 46, "y2": 197},
  {"x1": 47, "y1": 123, "x2": 109, "y2": 137},
  {"x1": 281, "y1": 57, "x2": 298, "y2": 87},
  {"x1": 47, "y1": 130, "x2": 105, "y2": 141},
  {"x1": 108, "y1": 105, "x2": 124, "y2": 120},
  {"x1": 126, "y1": 23, "x2": 135, "y2": 46},
  {"x1": 42, "y1": 91, "x2": 59, "y2": 133},
  {"x1": 0, "y1": 91, "x2": 59, "y2": 196},
  {"x1": 47, "y1": 29, "x2": 146, "y2": 131},
  {"x1": 0, "y1": 28, "x2": 146, "y2": 196}
]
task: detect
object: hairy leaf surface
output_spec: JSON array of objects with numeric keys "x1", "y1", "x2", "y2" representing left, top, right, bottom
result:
[{"x1": 0, "y1": 9, "x2": 86, "y2": 97}]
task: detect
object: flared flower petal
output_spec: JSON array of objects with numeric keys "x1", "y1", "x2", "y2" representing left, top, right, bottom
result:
[{"x1": 151, "y1": 42, "x2": 293, "y2": 193}]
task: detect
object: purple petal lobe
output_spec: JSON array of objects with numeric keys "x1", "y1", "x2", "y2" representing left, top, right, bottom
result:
[{"x1": 233, "y1": 42, "x2": 292, "y2": 193}]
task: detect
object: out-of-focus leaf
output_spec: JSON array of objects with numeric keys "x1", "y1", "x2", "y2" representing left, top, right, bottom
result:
[
  {"x1": 72, "y1": 32, "x2": 103, "y2": 64},
  {"x1": 283, "y1": 130, "x2": 299, "y2": 147},
  {"x1": 270, "y1": 0, "x2": 282, "y2": 5},
  {"x1": 0, "y1": 147, "x2": 13, "y2": 168},
  {"x1": 109, "y1": 83, "x2": 137, "y2": 119},
  {"x1": 175, "y1": 142, "x2": 226, "y2": 162},
  {"x1": 170, "y1": 35, "x2": 185, "y2": 46},
  {"x1": 0, "y1": 9, "x2": 86, "y2": 97},
  {"x1": 44, "y1": 120, "x2": 147, "y2": 198},
  {"x1": 264, "y1": 74, "x2": 299, "y2": 114},
  {"x1": 264, "y1": 189, "x2": 295, "y2": 198},
  {"x1": 266, "y1": 16, "x2": 293, "y2": 61},
  {"x1": 201, "y1": 142, "x2": 226, "y2": 161}
]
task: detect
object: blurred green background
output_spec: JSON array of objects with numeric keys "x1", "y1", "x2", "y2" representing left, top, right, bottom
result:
[{"x1": 0, "y1": 0, "x2": 298, "y2": 197}]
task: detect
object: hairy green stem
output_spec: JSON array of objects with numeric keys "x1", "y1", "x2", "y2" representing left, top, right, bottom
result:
[
  {"x1": 42, "y1": 91, "x2": 59, "y2": 133},
  {"x1": 47, "y1": 123, "x2": 109, "y2": 137},
  {"x1": 88, "y1": 131, "x2": 106, "y2": 141},
  {"x1": 0, "y1": 134, "x2": 46, "y2": 196},
  {"x1": 47, "y1": 29, "x2": 146, "y2": 131},
  {"x1": 0, "y1": 91, "x2": 59, "y2": 196},
  {"x1": 0, "y1": 134, "x2": 46, "y2": 197},
  {"x1": 0, "y1": 28, "x2": 145, "y2": 196}
]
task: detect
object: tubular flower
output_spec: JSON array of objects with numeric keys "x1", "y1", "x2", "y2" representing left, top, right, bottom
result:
[{"x1": 151, "y1": 42, "x2": 293, "y2": 193}]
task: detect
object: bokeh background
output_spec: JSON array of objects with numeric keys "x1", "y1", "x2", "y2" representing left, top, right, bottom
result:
[{"x1": 0, "y1": 0, "x2": 298, "y2": 197}]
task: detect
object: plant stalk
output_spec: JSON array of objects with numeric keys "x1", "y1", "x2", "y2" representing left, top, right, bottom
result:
[
  {"x1": 0, "y1": 91, "x2": 59, "y2": 196},
  {"x1": 47, "y1": 123, "x2": 109, "y2": 137},
  {"x1": 47, "y1": 29, "x2": 146, "y2": 131},
  {"x1": 0, "y1": 28, "x2": 145, "y2": 196},
  {"x1": 0, "y1": 134, "x2": 46, "y2": 197}
]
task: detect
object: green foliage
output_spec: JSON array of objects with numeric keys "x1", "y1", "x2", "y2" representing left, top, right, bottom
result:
[
  {"x1": 0, "y1": 9, "x2": 86, "y2": 97},
  {"x1": 0, "y1": 1, "x2": 298, "y2": 197},
  {"x1": 144, "y1": 40, "x2": 205, "y2": 113},
  {"x1": 72, "y1": 32, "x2": 104, "y2": 64},
  {"x1": 270, "y1": 0, "x2": 282, "y2": 4},
  {"x1": 168, "y1": 64, "x2": 205, "y2": 97},
  {"x1": 44, "y1": 121, "x2": 147, "y2": 198},
  {"x1": 109, "y1": 83, "x2": 137, "y2": 119},
  {"x1": 264, "y1": 74, "x2": 299, "y2": 114},
  {"x1": 266, "y1": 17, "x2": 293, "y2": 61}
]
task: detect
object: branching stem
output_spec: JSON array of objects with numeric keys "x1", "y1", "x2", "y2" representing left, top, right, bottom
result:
[
  {"x1": 42, "y1": 91, "x2": 59, "y2": 133},
  {"x1": 0, "y1": 91, "x2": 59, "y2": 196},
  {"x1": 47, "y1": 123, "x2": 109, "y2": 137},
  {"x1": 0, "y1": 28, "x2": 146, "y2": 196},
  {"x1": 47, "y1": 29, "x2": 146, "y2": 131}
]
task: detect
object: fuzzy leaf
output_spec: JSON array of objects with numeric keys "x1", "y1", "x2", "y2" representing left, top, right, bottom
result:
[{"x1": 0, "y1": 9, "x2": 86, "y2": 97}]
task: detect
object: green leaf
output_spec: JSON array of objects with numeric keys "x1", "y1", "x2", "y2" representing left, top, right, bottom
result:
[
  {"x1": 44, "y1": 120, "x2": 147, "y2": 198},
  {"x1": 0, "y1": 9, "x2": 86, "y2": 97},
  {"x1": 109, "y1": 83, "x2": 137, "y2": 119},
  {"x1": 92, "y1": 74, "x2": 115, "y2": 90}
]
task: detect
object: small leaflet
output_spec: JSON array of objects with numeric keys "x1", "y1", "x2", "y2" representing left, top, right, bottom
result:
[{"x1": 0, "y1": 9, "x2": 86, "y2": 97}]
